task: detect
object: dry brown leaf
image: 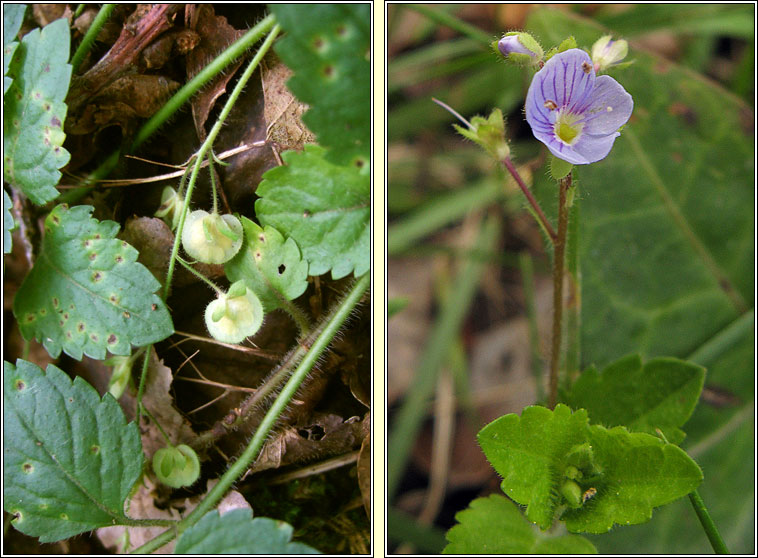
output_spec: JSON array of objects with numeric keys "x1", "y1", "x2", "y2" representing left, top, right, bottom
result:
[
  {"x1": 357, "y1": 429, "x2": 371, "y2": 518},
  {"x1": 246, "y1": 413, "x2": 366, "y2": 475},
  {"x1": 262, "y1": 60, "x2": 315, "y2": 152},
  {"x1": 33, "y1": 4, "x2": 72, "y2": 27},
  {"x1": 138, "y1": 349, "x2": 197, "y2": 457},
  {"x1": 97, "y1": 477, "x2": 251, "y2": 554},
  {"x1": 186, "y1": 4, "x2": 244, "y2": 137}
]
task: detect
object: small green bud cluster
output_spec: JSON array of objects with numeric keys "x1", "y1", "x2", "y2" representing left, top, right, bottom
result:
[{"x1": 560, "y1": 442, "x2": 603, "y2": 509}]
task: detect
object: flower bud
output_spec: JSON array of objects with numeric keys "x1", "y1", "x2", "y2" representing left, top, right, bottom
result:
[
  {"x1": 564, "y1": 465, "x2": 582, "y2": 480},
  {"x1": 560, "y1": 479, "x2": 584, "y2": 509},
  {"x1": 496, "y1": 32, "x2": 543, "y2": 66},
  {"x1": 103, "y1": 355, "x2": 134, "y2": 399},
  {"x1": 154, "y1": 186, "x2": 186, "y2": 231},
  {"x1": 591, "y1": 35, "x2": 628, "y2": 72},
  {"x1": 453, "y1": 108, "x2": 510, "y2": 161},
  {"x1": 565, "y1": 442, "x2": 594, "y2": 469}
]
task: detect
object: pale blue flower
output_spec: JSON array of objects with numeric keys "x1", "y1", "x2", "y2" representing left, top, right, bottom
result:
[{"x1": 525, "y1": 48, "x2": 633, "y2": 165}]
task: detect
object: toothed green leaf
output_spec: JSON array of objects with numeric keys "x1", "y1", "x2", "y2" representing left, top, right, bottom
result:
[
  {"x1": 565, "y1": 354, "x2": 705, "y2": 444},
  {"x1": 478, "y1": 404, "x2": 703, "y2": 533},
  {"x1": 477, "y1": 404, "x2": 590, "y2": 529},
  {"x1": 444, "y1": 494, "x2": 597, "y2": 554},
  {"x1": 256, "y1": 144, "x2": 369, "y2": 279},
  {"x1": 3, "y1": 359, "x2": 143, "y2": 543},
  {"x1": 3, "y1": 18, "x2": 71, "y2": 205},
  {"x1": 270, "y1": 4, "x2": 369, "y2": 165},
  {"x1": 562, "y1": 425, "x2": 703, "y2": 533},
  {"x1": 12, "y1": 204, "x2": 174, "y2": 360},
  {"x1": 225, "y1": 217, "x2": 309, "y2": 312},
  {"x1": 3, "y1": 4, "x2": 26, "y2": 94},
  {"x1": 175, "y1": 509, "x2": 320, "y2": 554}
]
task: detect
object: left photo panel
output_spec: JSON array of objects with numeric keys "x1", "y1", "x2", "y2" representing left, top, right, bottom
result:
[{"x1": 2, "y1": 3, "x2": 372, "y2": 555}]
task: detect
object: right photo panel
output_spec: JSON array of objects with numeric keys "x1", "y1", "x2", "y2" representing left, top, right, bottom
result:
[{"x1": 386, "y1": 4, "x2": 754, "y2": 555}]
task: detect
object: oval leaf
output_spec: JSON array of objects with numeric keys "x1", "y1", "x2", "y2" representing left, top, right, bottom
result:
[
  {"x1": 225, "y1": 217, "x2": 309, "y2": 312},
  {"x1": 3, "y1": 18, "x2": 71, "y2": 205},
  {"x1": 3, "y1": 359, "x2": 143, "y2": 543},
  {"x1": 13, "y1": 204, "x2": 174, "y2": 360},
  {"x1": 174, "y1": 509, "x2": 319, "y2": 554}
]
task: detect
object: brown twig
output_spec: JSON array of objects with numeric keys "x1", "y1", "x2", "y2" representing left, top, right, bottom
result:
[{"x1": 67, "y1": 5, "x2": 181, "y2": 114}]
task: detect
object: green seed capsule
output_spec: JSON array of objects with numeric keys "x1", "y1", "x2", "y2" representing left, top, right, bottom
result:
[{"x1": 152, "y1": 444, "x2": 200, "y2": 488}]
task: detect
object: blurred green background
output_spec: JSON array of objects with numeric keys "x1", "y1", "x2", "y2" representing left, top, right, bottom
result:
[{"x1": 387, "y1": 4, "x2": 754, "y2": 554}]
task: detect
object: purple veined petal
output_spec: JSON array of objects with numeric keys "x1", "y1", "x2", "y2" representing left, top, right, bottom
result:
[
  {"x1": 544, "y1": 141, "x2": 592, "y2": 165},
  {"x1": 527, "y1": 49, "x2": 595, "y2": 112},
  {"x1": 580, "y1": 75, "x2": 634, "y2": 135},
  {"x1": 572, "y1": 131, "x2": 620, "y2": 164},
  {"x1": 529, "y1": 124, "x2": 592, "y2": 165}
]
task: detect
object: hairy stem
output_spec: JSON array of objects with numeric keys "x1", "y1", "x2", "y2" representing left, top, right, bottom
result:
[
  {"x1": 549, "y1": 173, "x2": 570, "y2": 408},
  {"x1": 136, "y1": 23, "x2": 280, "y2": 423},
  {"x1": 70, "y1": 4, "x2": 116, "y2": 74},
  {"x1": 131, "y1": 14, "x2": 277, "y2": 151},
  {"x1": 190, "y1": 279, "x2": 352, "y2": 450},
  {"x1": 163, "y1": 23, "x2": 280, "y2": 300},
  {"x1": 132, "y1": 274, "x2": 369, "y2": 554}
]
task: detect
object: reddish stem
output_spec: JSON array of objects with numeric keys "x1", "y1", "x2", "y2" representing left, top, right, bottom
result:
[
  {"x1": 549, "y1": 173, "x2": 571, "y2": 408},
  {"x1": 502, "y1": 157, "x2": 557, "y2": 242}
]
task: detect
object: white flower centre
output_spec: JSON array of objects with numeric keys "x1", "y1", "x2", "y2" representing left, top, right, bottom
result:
[{"x1": 553, "y1": 109, "x2": 584, "y2": 146}]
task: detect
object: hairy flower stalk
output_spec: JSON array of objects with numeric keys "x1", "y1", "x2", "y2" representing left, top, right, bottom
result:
[{"x1": 522, "y1": 47, "x2": 632, "y2": 407}]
